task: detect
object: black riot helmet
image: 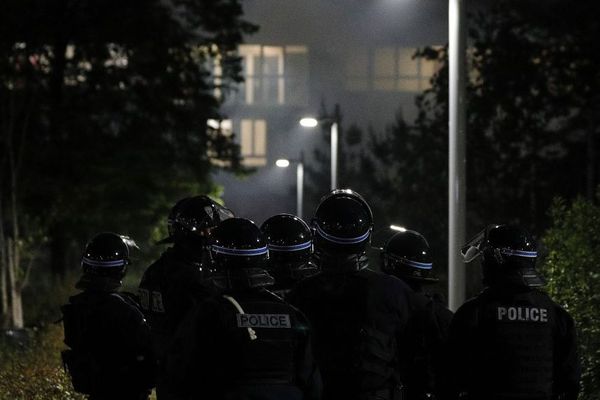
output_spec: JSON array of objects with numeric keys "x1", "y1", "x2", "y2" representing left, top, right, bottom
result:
[
  {"x1": 461, "y1": 224, "x2": 544, "y2": 288},
  {"x1": 169, "y1": 195, "x2": 234, "y2": 250},
  {"x1": 210, "y1": 218, "x2": 269, "y2": 271},
  {"x1": 381, "y1": 229, "x2": 438, "y2": 283},
  {"x1": 77, "y1": 232, "x2": 137, "y2": 290},
  {"x1": 156, "y1": 196, "x2": 191, "y2": 245},
  {"x1": 261, "y1": 214, "x2": 313, "y2": 264},
  {"x1": 312, "y1": 189, "x2": 373, "y2": 268}
]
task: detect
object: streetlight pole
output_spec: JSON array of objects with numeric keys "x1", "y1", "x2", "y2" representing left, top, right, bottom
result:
[
  {"x1": 276, "y1": 154, "x2": 304, "y2": 219},
  {"x1": 330, "y1": 121, "x2": 338, "y2": 190},
  {"x1": 448, "y1": 0, "x2": 467, "y2": 311},
  {"x1": 300, "y1": 104, "x2": 340, "y2": 191},
  {"x1": 297, "y1": 153, "x2": 304, "y2": 219}
]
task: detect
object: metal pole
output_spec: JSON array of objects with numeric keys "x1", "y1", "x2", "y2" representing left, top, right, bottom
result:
[
  {"x1": 448, "y1": 0, "x2": 467, "y2": 311},
  {"x1": 331, "y1": 121, "x2": 338, "y2": 190},
  {"x1": 297, "y1": 159, "x2": 304, "y2": 219}
]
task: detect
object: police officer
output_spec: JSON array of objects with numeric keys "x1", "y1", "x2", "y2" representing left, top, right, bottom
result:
[
  {"x1": 138, "y1": 195, "x2": 234, "y2": 399},
  {"x1": 260, "y1": 213, "x2": 319, "y2": 297},
  {"x1": 445, "y1": 224, "x2": 581, "y2": 400},
  {"x1": 288, "y1": 189, "x2": 426, "y2": 400},
  {"x1": 166, "y1": 217, "x2": 322, "y2": 400},
  {"x1": 62, "y1": 232, "x2": 154, "y2": 400},
  {"x1": 381, "y1": 228, "x2": 453, "y2": 399}
]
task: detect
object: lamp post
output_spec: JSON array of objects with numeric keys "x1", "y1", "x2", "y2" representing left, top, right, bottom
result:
[
  {"x1": 448, "y1": 0, "x2": 467, "y2": 311},
  {"x1": 300, "y1": 105, "x2": 340, "y2": 190},
  {"x1": 275, "y1": 152, "x2": 305, "y2": 219}
]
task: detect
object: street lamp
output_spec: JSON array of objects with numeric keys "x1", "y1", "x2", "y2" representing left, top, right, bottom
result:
[
  {"x1": 275, "y1": 153, "x2": 305, "y2": 219},
  {"x1": 299, "y1": 105, "x2": 340, "y2": 190},
  {"x1": 448, "y1": 0, "x2": 467, "y2": 311}
]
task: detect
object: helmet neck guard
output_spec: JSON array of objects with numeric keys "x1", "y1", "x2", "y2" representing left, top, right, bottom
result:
[
  {"x1": 315, "y1": 250, "x2": 369, "y2": 273},
  {"x1": 209, "y1": 268, "x2": 275, "y2": 290}
]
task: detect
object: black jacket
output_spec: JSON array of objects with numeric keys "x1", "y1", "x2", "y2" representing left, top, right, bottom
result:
[
  {"x1": 166, "y1": 286, "x2": 322, "y2": 400},
  {"x1": 62, "y1": 289, "x2": 154, "y2": 399},
  {"x1": 288, "y1": 267, "x2": 427, "y2": 400},
  {"x1": 138, "y1": 246, "x2": 216, "y2": 360},
  {"x1": 444, "y1": 285, "x2": 581, "y2": 400},
  {"x1": 405, "y1": 291, "x2": 453, "y2": 399}
]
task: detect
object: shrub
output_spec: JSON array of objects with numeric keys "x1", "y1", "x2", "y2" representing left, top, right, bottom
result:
[{"x1": 540, "y1": 197, "x2": 600, "y2": 399}]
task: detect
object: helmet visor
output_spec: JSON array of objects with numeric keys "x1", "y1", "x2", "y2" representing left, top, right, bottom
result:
[
  {"x1": 214, "y1": 204, "x2": 235, "y2": 223},
  {"x1": 461, "y1": 228, "x2": 486, "y2": 263}
]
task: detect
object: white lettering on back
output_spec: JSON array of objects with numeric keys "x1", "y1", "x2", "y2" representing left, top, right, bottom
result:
[
  {"x1": 496, "y1": 306, "x2": 549, "y2": 323},
  {"x1": 237, "y1": 313, "x2": 291, "y2": 329}
]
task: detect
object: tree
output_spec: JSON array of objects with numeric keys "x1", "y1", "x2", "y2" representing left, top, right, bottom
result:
[
  {"x1": 304, "y1": 0, "x2": 600, "y2": 296},
  {"x1": 541, "y1": 196, "x2": 600, "y2": 399},
  {"x1": 0, "y1": 0, "x2": 257, "y2": 328}
]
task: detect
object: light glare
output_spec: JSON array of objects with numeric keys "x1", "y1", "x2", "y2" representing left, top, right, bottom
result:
[
  {"x1": 276, "y1": 159, "x2": 290, "y2": 168},
  {"x1": 390, "y1": 225, "x2": 407, "y2": 232},
  {"x1": 299, "y1": 117, "x2": 318, "y2": 128}
]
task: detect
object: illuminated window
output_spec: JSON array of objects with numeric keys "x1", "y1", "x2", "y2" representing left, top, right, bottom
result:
[
  {"x1": 206, "y1": 119, "x2": 268, "y2": 167},
  {"x1": 237, "y1": 45, "x2": 308, "y2": 105},
  {"x1": 346, "y1": 46, "x2": 440, "y2": 93},
  {"x1": 240, "y1": 119, "x2": 267, "y2": 167}
]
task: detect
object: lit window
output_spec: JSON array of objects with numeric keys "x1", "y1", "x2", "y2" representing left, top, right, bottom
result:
[
  {"x1": 346, "y1": 46, "x2": 440, "y2": 93},
  {"x1": 240, "y1": 119, "x2": 267, "y2": 167},
  {"x1": 237, "y1": 45, "x2": 308, "y2": 106}
]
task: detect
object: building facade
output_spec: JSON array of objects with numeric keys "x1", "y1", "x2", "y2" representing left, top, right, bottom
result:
[{"x1": 215, "y1": 0, "x2": 448, "y2": 223}]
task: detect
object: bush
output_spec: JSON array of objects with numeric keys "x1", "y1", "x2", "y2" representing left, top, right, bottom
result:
[
  {"x1": 540, "y1": 197, "x2": 600, "y2": 400},
  {"x1": 0, "y1": 324, "x2": 84, "y2": 399}
]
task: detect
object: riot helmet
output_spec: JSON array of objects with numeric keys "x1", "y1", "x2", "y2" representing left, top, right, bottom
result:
[
  {"x1": 169, "y1": 195, "x2": 234, "y2": 252},
  {"x1": 261, "y1": 213, "x2": 318, "y2": 282},
  {"x1": 461, "y1": 224, "x2": 544, "y2": 288},
  {"x1": 261, "y1": 214, "x2": 312, "y2": 264},
  {"x1": 157, "y1": 196, "x2": 191, "y2": 244},
  {"x1": 210, "y1": 218, "x2": 269, "y2": 271},
  {"x1": 381, "y1": 229, "x2": 438, "y2": 284},
  {"x1": 77, "y1": 232, "x2": 136, "y2": 290},
  {"x1": 312, "y1": 189, "x2": 373, "y2": 269}
]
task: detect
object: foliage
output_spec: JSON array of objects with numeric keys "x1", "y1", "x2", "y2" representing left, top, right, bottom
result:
[
  {"x1": 0, "y1": 0, "x2": 256, "y2": 327},
  {"x1": 303, "y1": 0, "x2": 600, "y2": 296},
  {"x1": 540, "y1": 197, "x2": 600, "y2": 399},
  {"x1": 0, "y1": 0, "x2": 256, "y2": 271},
  {"x1": 0, "y1": 324, "x2": 84, "y2": 399}
]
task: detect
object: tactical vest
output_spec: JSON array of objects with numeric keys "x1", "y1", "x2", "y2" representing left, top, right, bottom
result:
[
  {"x1": 61, "y1": 291, "x2": 152, "y2": 396},
  {"x1": 218, "y1": 291, "x2": 301, "y2": 386},
  {"x1": 471, "y1": 289, "x2": 556, "y2": 398},
  {"x1": 294, "y1": 270, "x2": 404, "y2": 398},
  {"x1": 138, "y1": 249, "x2": 209, "y2": 360}
]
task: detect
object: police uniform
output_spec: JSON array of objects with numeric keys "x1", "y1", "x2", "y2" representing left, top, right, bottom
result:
[
  {"x1": 165, "y1": 217, "x2": 322, "y2": 400},
  {"x1": 445, "y1": 224, "x2": 581, "y2": 400},
  {"x1": 166, "y1": 288, "x2": 321, "y2": 400},
  {"x1": 380, "y1": 228, "x2": 454, "y2": 399},
  {"x1": 288, "y1": 267, "x2": 423, "y2": 400},
  {"x1": 62, "y1": 290, "x2": 154, "y2": 400},
  {"x1": 403, "y1": 292, "x2": 453, "y2": 400},
  {"x1": 139, "y1": 195, "x2": 233, "y2": 399},
  {"x1": 138, "y1": 247, "x2": 216, "y2": 396},
  {"x1": 445, "y1": 286, "x2": 580, "y2": 400},
  {"x1": 62, "y1": 232, "x2": 154, "y2": 400}
]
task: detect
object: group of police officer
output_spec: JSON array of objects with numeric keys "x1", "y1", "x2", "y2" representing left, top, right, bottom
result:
[{"x1": 61, "y1": 189, "x2": 581, "y2": 400}]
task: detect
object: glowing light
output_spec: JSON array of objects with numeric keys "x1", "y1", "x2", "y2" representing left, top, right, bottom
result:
[
  {"x1": 299, "y1": 117, "x2": 318, "y2": 128},
  {"x1": 390, "y1": 225, "x2": 407, "y2": 232},
  {"x1": 276, "y1": 159, "x2": 290, "y2": 168}
]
